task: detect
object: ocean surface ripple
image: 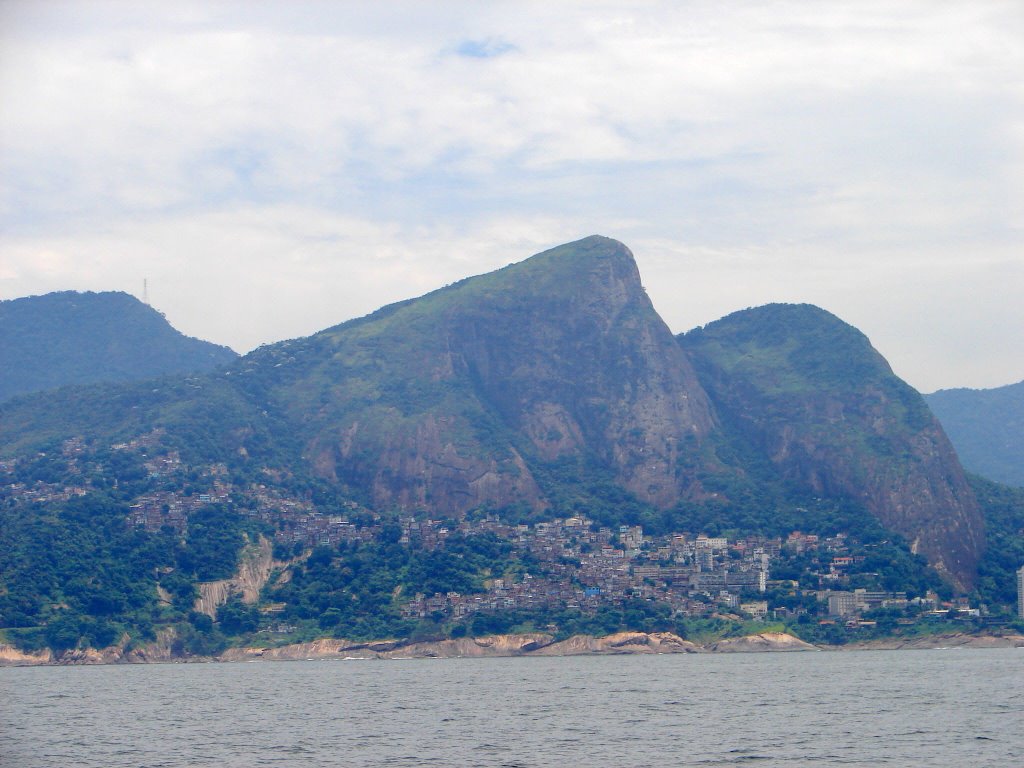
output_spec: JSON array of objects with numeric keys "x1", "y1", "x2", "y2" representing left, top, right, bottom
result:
[{"x1": 2, "y1": 648, "x2": 1022, "y2": 767}]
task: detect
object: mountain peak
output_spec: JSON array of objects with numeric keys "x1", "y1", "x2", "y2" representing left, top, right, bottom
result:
[
  {"x1": 508, "y1": 235, "x2": 639, "y2": 284},
  {"x1": 322, "y1": 235, "x2": 644, "y2": 344},
  {"x1": 0, "y1": 290, "x2": 237, "y2": 402},
  {"x1": 299, "y1": 236, "x2": 715, "y2": 512},
  {"x1": 530, "y1": 234, "x2": 633, "y2": 262},
  {"x1": 456, "y1": 234, "x2": 639, "y2": 296},
  {"x1": 681, "y1": 302, "x2": 984, "y2": 589},
  {"x1": 685, "y1": 302, "x2": 894, "y2": 389}
]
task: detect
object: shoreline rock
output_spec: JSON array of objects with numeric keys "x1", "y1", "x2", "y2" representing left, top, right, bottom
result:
[
  {"x1": 5, "y1": 630, "x2": 1023, "y2": 667},
  {"x1": 0, "y1": 644, "x2": 53, "y2": 666},
  {"x1": 705, "y1": 632, "x2": 819, "y2": 653},
  {"x1": 532, "y1": 631, "x2": 702, "y2": 656}
]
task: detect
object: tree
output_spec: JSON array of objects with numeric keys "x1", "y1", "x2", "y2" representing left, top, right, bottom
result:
[{"x1": 216, "y1": 597, "x2": 259, "y2": 635}]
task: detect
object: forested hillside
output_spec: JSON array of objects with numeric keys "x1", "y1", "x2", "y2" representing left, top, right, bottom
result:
[
  {"x1": 926, "y1": 381, "x2": 1024, "y2": 488},
  {"x1": 0, "y1": 291, "x2": 236, "y2": 402}
]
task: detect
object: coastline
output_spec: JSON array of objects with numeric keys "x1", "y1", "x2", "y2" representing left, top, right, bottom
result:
[{"x1": 3, "y1": 629, "x2": 1022, "y2": 667}]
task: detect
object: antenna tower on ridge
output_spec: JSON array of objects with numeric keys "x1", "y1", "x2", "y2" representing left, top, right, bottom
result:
[{"x1": 143, "y1": 278, "x2": 149, "y2": 305}]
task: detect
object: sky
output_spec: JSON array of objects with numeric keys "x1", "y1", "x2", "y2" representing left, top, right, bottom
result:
[{"x1": 1, "y1": 0, "x2": 1021, "y2": 393}]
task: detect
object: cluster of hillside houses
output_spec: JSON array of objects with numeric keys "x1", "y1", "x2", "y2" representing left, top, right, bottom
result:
[{"x1": 1, "y1": 435, "x2": 986, "y2": 623}]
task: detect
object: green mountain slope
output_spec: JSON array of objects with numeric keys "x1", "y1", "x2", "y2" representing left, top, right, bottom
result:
[
  {"x1": 679, "y1": 304, "x2": 984, "y2": 590},
  {"x1": 0, "y1": 291, "x2": 237, "y2": 402},
  {"x1": 925, "y1": 380, "x2": 1024, "y2": 488}
]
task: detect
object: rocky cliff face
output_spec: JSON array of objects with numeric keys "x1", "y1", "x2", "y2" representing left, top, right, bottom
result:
[
  {"x1": 441, "y1": 236, "x2": 716, "y2": 507},
  {"x1": 680, "y1": 303, "x2": 984, "y2": 590},
  {"x1": 290, "y1": 236, "x2": 716, "y2": 513}
]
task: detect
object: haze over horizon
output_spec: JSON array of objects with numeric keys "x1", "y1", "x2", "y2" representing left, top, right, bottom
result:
[{"x1": 2, "y1": 1, "x2": 1022, "y2": 393}]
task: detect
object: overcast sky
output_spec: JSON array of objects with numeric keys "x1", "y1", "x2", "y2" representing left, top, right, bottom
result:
[{"x1": 1, "y1": 1, "x2": 1021, "y2": 393}]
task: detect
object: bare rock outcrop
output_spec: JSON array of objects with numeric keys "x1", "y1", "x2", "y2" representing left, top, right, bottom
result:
[
  {"x1": 223, "y1": 631, "x2": 820, "y2": 660},
  {"x1": 195, "y1": 535, "x2": 277, "y2": 618},
  {"x1": 535, "y1": 631, "x2": 701, "y2": 655},
  {"x1": 381, "y1": 633, "x2": 555, "y2": 658},
  {"x1": 219, "y1": 638, "x2": 378, "y2": 662},
  {"x1": 706, "y1": 632, "x2": 819, "y2": 653},
  {"x1": 0, "y1": 644, "x2": 53, "y2": 666}
]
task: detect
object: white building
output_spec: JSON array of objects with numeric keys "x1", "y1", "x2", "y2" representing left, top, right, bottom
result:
[{"x1": 1017, "y1": 565, "x2": 1024, "y2": 619}]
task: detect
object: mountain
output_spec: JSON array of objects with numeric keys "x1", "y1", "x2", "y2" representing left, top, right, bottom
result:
[
  {"x1": 5, "y1": 236, "x2": 1017, "y2": 657},
  {"x1": 0, "y1": 291, "x2": 237, "y2": 402},
  {"x1": 679, "y1": 304, "x2": 984, "y2": 590},
  {"x1": 925, "y1": 380, "x2": 1024, "y2": 488},
  {"x1": 286, "y1": 235, "x2": 717, "y2": 514},
  {"x1": 0, "y1": 237, "x2": 719, "y2": 507},
  {"x1": 0, "y1": 239, "x2": 985, "y2": 592}
]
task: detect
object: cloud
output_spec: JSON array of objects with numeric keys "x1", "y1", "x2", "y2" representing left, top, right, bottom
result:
[
  {"x1": 1, "y1": 0, "x2": 1022, "y2": 391},
  {"x1": 0, "y1": 204, "x2": 586, "y2": 352}
]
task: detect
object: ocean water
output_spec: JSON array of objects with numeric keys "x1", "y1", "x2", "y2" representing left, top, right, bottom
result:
[{"x1": 2, "y1": 648, "x2": 1022, "y2": 767}]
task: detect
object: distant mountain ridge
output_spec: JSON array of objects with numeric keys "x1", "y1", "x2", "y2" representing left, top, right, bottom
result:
[
  {"x1": 926, "y1": 380, "x2": 1024, "y2": 488},
  {"x1": 0, "y1": 239, "x2": 989, "y2": 589},
  {"x1": 0, "y1": 290, "x2": 237, "y2": 402}
]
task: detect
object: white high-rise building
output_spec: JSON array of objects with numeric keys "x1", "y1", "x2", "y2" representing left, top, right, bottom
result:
[{"x1": 1017, "y1": 565, "x2": 1024, "y2": 619}]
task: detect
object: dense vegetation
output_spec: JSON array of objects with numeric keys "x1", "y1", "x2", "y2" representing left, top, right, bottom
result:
[
  {"x1": 0, "y1": 490, "x2": 265, "y2": 653},
  {"x1": 971, "y1": 474, "x2": 1024, "y2": 607},
  {"x1": 264, "y1": 531, "x2": 517, "y2": 641},
  {"x1": 0, "y1": 495, "x2": 171, "y2": 650}
]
